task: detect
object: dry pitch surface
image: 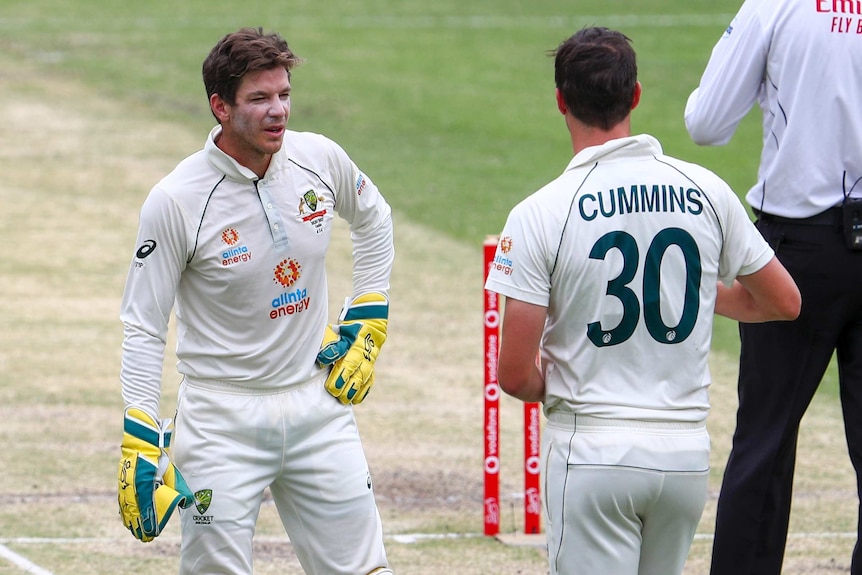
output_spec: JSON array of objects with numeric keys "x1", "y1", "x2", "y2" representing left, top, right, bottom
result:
[{"x1": 0, "y1": 53, "x2": 857, "y2": 574}]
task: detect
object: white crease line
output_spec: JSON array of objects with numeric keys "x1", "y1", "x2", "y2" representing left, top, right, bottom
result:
[
  {"x1": 0, "y1": 543, "x2": 55, "y2": 575},
  {"x1": 388, "y1": 532, "x2": 483, "y2": 544}
]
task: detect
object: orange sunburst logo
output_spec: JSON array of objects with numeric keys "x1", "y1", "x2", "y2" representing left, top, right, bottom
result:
[
  {"x1": 221, "y1": 228, "x2": 240, "y2": 246},
  {"x1": 499, "y1": 236, "x2": 513, "y2": 254},
  {"x1": 273, "y1": 258, "x2": 302, "y2": 287}
]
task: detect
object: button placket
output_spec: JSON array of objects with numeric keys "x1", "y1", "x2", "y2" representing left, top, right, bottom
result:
[{"x1": 257, "y1": 183, "x2": 290, "y2": 249}]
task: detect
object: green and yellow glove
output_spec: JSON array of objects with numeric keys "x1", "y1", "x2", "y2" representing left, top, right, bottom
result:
[
  {"x1": 317, "y1": 291, "x2": 389, "y2": 404},
  {"x1": 118, "y1": 407, "x2": 193, "y2": 542}
]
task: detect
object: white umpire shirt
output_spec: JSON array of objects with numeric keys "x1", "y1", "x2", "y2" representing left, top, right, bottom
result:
[
  {"x1": 684, "y1": 0, "x2": 862, "y2": 217},
  {"x1": 120, "y1": 126, "x2": 394, "y2": 417},
  {"x1": 485, "y1": 135, "x2": 773, "y2": 423}
]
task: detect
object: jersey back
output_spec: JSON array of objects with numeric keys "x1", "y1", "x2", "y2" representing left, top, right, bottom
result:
[{"x1": 485, "y1": 136, "x2": 771, "y2": 421}]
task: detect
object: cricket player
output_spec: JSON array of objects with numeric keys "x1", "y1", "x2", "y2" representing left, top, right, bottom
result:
[
  {"x1": 484, "y1": 27, "x2": 800, "y2": 575},
  {"x1": 116, "y1": 28, "x2": 395, "y2": 575}
]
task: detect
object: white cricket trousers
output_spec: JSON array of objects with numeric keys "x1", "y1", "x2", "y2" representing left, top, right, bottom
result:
[
  {"x1": 172, "y1": 373, "x2": 390, "y2": 575},
  {"x1": 544, "y1": 412, "x2": 709, "y2": 575}
]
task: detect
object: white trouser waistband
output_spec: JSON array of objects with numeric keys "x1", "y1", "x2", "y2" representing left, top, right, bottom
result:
[
  {"x1": 181, "y1": 370, "x2": 326, "y2": 396},
  {"x1": 546, "y1": 410, "x2": 706, "y2": 430}
]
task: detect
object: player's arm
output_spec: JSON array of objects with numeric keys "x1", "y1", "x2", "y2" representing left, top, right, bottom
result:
[
  {"x1": 685, "y1": 4, "x2": 769, "y2": 145},
  {"x1": 120, "y1": 187, "x2": 188, "y2": 416},
  {"x1": 714, "y1": 256, "x2": 801, "y2": 323},
  {"x1": 318, "y1": 141, "x2": 394, "y2": 403},
  {"x1": 323, "y1": 136, "x2": 394, "y2": 296},
  {"x1": 117, "y1": 187, "x2": 193, "y2": 542},
  {"x1": 498, "y1": 297, "x2": 547, "y2": 404}
]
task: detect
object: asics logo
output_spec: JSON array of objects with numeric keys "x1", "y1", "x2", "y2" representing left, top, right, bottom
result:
[{"x1": 136, "y1": 239, "x2": 157, "y2": 259}]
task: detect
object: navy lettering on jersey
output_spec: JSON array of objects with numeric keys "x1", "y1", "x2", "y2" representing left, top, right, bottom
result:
[{"x1": 578, "y1": 185, "x2": 704, "y2": 221}]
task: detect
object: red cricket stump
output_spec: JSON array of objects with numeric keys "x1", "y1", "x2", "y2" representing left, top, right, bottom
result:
[
  {"x1": 483, "y1": 236, "x2": 501, "y2": 536},
  {"x1": 484, "y1": 235, "x2": 541, "y2": 536},
  {"x1": 524, "y1": 401, "x2": 541, "y2": 534}
]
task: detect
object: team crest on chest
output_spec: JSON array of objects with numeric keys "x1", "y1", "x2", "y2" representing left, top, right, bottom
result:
[
  {"x1": 298, "y1": 189, "x2": 327, "y2": 234},
  {"x1": 301, "y1": 190, "x2": 319, "y2": 212}
]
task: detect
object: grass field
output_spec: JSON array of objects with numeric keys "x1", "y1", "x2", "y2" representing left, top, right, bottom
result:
[{"x1": 0, "y1": 1, "x2": 854, "y2": 573}]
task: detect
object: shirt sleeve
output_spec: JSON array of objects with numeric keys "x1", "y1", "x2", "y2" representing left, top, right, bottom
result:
[
  {"x1": 119, "y1": 186, "x2": 189, "y2": 418},
  {"x1": 328, "y1": 141, "x2": 394, "y2": 297},
  {"x1": 717, "y1": 183, "x2": 774, "y2": 284},
  {"x1": 484, "y1": 199, "x2": 552, "y2": 307},
  {"x1": 684, "y1": 0, "x2": 770, "y2": 146}
]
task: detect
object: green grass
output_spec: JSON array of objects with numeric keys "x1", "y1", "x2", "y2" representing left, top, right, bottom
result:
[
  {"x1": 0, "y1": 0, "x2": 748, "y2": 242},
  {"x1": 0, "y1": 0, "x2": 839, "y2": 387}
]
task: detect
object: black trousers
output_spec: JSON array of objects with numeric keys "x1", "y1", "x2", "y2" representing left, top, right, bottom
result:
[{"x1": 711, "y1": 209, "x2": 862, "y2": 575}]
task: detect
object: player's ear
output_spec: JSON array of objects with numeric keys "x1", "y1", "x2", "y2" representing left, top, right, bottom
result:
[
  {"x1": 555, "y1": 88, "x2": 568, "y2": 115},
  {"x1": 631, "y1": 81, "x2": 642, "y2": 111},
  {"x1": 210, "y1": 93, "x2": 230, "y2": 123}
]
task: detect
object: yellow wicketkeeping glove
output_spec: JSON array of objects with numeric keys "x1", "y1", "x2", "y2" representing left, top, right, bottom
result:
[
  {"x1": 316, "y1": 292, "x2": 389, "y2": 404},
  {"x1": 118, "y1": 407, "x2": 194, "y2": 542}
]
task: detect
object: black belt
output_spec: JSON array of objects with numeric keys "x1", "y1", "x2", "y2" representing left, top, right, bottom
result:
[{"x1": 754, "y1": 207, "x2": 843, "y2": 226}]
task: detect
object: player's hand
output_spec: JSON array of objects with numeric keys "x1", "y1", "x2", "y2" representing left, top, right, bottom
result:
[
  {"x1": 118, "y1": 407, "x2": 194, "y2": 542},
  {"x1": 317, "y1": 292, "x2": 389, "y2": 404}
]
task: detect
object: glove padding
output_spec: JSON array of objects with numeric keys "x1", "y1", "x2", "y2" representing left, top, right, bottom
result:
[
  {"x1": 317, "y1": 292, "x2": 389, "y2": 404},
  {"x1": 118, "y1": 407, "x2": 193, "y2": 542}
]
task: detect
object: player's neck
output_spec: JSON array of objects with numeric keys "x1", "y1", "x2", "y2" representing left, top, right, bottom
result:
[{"x1": 567, "y1": 115, "x2": 632, "y2": 156}]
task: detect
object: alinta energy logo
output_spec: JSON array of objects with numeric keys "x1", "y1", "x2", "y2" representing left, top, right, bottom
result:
[
  {"x1": 356, "y1": 173, "x2": 369, "y2": 196},
  {"x1": 273, "y1": 258, "x2": 301, "y2": 288},
  {"x1": 490, "y1": 236, "x2": 514, "y2": 276},
  {"x1": 271, "y1": 258, "x2": 311, "y2": 320},
  {"x1": 220, "y1": 227, "x2": 252, "y2": 267}
]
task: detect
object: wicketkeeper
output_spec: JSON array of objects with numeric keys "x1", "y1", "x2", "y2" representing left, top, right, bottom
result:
[{"x1": 118, "y1": 27, "x2": 396, "y2": 575}]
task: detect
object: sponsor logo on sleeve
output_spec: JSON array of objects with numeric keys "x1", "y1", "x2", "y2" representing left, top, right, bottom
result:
[
  {"x1": 136, "y1": 239, "x2": 157, "y2": 259},
  {"x1": 356, "y1": 174, "x2": 368, "y2": 196},
  {"x1": 490, "y1": 236, "x2": 514, "y2": 276},
  {"x1": 133, "y1": 239, "x2": 157, "y2": 268}
]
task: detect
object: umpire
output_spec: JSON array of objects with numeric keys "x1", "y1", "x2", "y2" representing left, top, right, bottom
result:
[{"x1": 685, "y1": 0, "x2": 862, "y2": 573}]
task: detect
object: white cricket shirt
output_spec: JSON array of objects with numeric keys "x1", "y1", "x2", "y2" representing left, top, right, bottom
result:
[
  {"x1": 120, "y1": 127, "x2": 394, "y2": 416},
  {"x1": 685, "y1": 0, "x2": 862, "y2": 217},
  {"x1": 485, "y1": 135, "x2": 773, "y2": 422}
]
